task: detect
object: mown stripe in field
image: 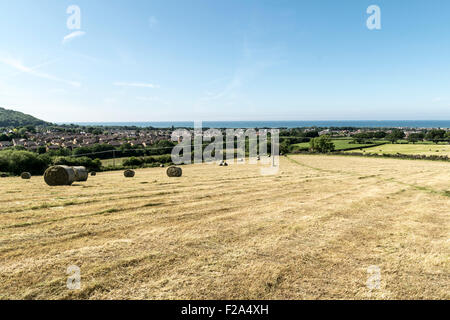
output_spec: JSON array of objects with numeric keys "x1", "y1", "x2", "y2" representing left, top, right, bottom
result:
[{"x1": 286, "y1": 155, "x2": 449, "y2": 198}]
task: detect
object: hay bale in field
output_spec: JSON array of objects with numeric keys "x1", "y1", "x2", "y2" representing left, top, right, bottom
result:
[
  {"x1": 90, "y1": 171, "x2": 97, "y2": 176},
  {"x1": 73, "y1": 166, "x2": 89, "y2": 182},
  {"x1": 223, "y1": 162, "x2": 228, "y2": 167},
  {"x1": 124, "y1": 169, "x2": 135, "y2": 178},
  {"x1": 44, "y1": 165, "x2": 75, "y2": 186},
  {"x1": 21, "y1": 172, "x2": 31, "y2": 179},
  {"x1": 166, "y1": 166, "x2": 182, "y2": 177}
]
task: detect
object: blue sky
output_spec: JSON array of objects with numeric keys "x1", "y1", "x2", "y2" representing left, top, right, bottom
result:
[{"x1": 0, "y1": 0, "x2": 449, "y2": 122}]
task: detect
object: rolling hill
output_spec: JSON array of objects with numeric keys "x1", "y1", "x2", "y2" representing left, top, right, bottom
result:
[{"x1": 0, "y1": 107, "x2": 50, "y2": 127}]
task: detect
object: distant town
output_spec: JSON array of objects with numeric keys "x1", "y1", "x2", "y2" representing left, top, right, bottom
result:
[
  {"x1": 0, "y1": 126, "x2": 173, "y2": 152},
  {"x1": 1, "y1": 124, "x2": 449, "y2": 153}
]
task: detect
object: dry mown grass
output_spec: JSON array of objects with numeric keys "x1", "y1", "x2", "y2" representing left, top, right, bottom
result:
[
  {"x1": 0, "y1": 155, "x2": 449, "y2": 300},
  {"x1": 349, "y1": 143, "x2": 450, "y2": 156}
]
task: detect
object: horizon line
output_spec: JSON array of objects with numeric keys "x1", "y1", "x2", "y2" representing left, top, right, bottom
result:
[{"x1": 59, "y1": 120, "x2": 450, "y2": 123}]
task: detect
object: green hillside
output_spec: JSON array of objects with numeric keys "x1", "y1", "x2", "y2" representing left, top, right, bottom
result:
[{"x1": 0, "y1": 107, "x2": 49, "y2": 127}]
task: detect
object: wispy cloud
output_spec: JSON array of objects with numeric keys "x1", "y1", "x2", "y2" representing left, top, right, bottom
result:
[
  {"x1": 114, "y1": 82, "x2": 159, "y2": 89},
  {"x1": 200, "y1": 75, "x2": 242, "y2": 101},
  {"x1": 197, "y1": 38, "x2": 284, "y2": 106},
  {"x1": 104, "y1": 98, "x2": 118, "y2": 104},
  {"x1": 49, "y1": 88, "x2": 68, "y2": 94},
  {"x1": 136, "y1": 96, "x2": 169, "y2": 105},
  {"x1": 62, "y1": 31, "x2": 86, "y2": 44},
  {"x1": 0, "y1": 56, "x2": 81, "y2": 87}
]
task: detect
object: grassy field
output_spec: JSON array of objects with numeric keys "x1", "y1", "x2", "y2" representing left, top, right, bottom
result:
[
  {"x1": 101, "y1": 157, "x2": 129, "y2": 167},
  {"x1": 0, "y1": 155, "x2": 449, "y2": 299},
  {"x1": 349, "y1": 144, "x2": 450, "y2": 156},
  {"x1": 293, "y1": 139, "x2": 378, "y2": 151}
]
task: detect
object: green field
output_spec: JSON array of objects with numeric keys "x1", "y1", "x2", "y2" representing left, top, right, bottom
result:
[
  {"x1": 293, "y1": 139, "x2": 379, "y2": 151},
  {"x1": 101, "y1": 157, "x2": 129, "y2": 167},
  {"x1": 347, "y1": 143, "x2": 450, "y2": 156}
]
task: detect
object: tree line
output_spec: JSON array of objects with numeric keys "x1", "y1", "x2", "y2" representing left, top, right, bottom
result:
[{"x1": 352, "y1": 129, "x2": 450, "y2": 144}]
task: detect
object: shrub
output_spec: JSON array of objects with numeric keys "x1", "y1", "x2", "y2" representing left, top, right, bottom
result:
[
  {"x1": 53, "y1": 156, "x2": 102, "y2": 172},
  {"x1": 123, "y1": 155, "x2": 173, "y2": 167},
  {"x1": 153, "y1": 154, "x2": 172, "y2": 164},
  {"x1": 123, "y1": 157, "x2": 144, "y2": 167},
  {"x1": 309, "y1": 135, "x2": 335, "y2": 153},
  {"x1": 0, "y1": 150, "x2": 52, "y2": 175}
]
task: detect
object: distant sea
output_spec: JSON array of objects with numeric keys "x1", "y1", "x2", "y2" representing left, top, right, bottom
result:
[{"x1": 69, "y1": 120, "x2": 450, "y2": 129}]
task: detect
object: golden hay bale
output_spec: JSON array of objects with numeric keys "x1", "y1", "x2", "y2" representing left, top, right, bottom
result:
[
  {"x1": 166, "y1": 166, "x2": 182, "y2": 177},
  {"x1": 44, "y1": 165, "x2": 75, "y2": 186},
  {"x1": 72, "y1": 166, "x2": 89, "y2": 182},
  {"x1": 20, "y1": 172, "x2": 31, "y2": 179},
  {"x1": 124, "y1": 169, "x2": 135, "y2": 178}
]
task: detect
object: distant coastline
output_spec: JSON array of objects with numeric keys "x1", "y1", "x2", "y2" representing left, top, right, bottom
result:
[{"x1": 66, "y1": 120, "x2": 450, "y2": 129}]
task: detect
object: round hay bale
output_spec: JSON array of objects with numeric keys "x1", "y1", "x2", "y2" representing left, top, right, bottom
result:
[
  {"x1": 166, "y1": 166, "x2": 182, "y2": 177},
  {"x1": 223, "y1": 162, "x2": 228, "y2": 167},
  {"x1": 21, "y1": 172, "x2": 31, "y2": 179},
  {"x1": 44, "y1": 165, "x2": 75, "y2": 186},
  {"x1": 124, "y1": 169, "x2": 135, "y2": 178},
  {"x1": 90, "y1": 171, "x2": 97, "y2": 176},
  {"x1": 72, "y1": 166, "x2": 88, "y2": 182}
]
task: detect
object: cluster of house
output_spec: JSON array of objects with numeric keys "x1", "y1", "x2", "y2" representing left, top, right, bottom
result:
[
  {"x1": 318, "y1": 128, "x2": 429, "y2": 137},
  {"x1": 0, "y1": 129, "x2": 172, "y2": 152},
  {"x1": 317, "y1": 129, "x2": 384, "y2": 136}
]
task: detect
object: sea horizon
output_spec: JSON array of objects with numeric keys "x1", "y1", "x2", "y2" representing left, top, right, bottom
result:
[{"x1": 64, "y1": 120, "x2": 450, "y2": 129}]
